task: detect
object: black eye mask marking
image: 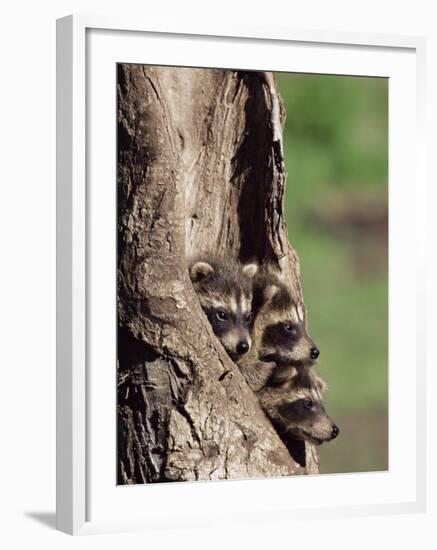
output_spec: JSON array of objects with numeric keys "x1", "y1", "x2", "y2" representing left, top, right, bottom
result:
[
  {"x1": 262, "y1": 322, "x2": 303, "y2": 348},
  {"x1": 277, "y1": 398, "x2": 322, "y2": 424},
  {"x1": 205, "y1": 308, "x2": 234, "y2": 336},
  {"x1": 205, "y1": 307, "x2": 253, "y2": 337}
]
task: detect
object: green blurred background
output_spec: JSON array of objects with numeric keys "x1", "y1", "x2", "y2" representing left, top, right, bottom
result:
[{"x1": 276, "y1": 73, "x2": 388, "y2": 474}]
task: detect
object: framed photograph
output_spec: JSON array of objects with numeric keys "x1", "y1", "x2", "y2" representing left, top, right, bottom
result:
[{"x1": 56, "y1": 15, "x2": 426, "y2": 535}]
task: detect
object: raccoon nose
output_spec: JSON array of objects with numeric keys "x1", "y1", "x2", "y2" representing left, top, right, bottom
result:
[
  {"x1": 331, "y1": 425, "x2": 340, "y2": 439},
  {"x1": 310, "y1": 346, "x2": 320, "y2": 360},
  {"x1": 237, "y1": 341, "x2": 249, "y2": 355}
]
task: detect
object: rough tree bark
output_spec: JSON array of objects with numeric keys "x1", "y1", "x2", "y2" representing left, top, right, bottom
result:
[{"x1": 117, "y1": 65, "x2": 318, "y2": 484}]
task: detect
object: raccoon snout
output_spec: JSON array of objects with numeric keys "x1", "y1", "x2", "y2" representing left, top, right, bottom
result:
[
  {"x1": 310, "y1": 346, "x2": 320, "y2": 360},
  {"x1": 331, "y1": 424, "x2": 340, "y2": 439},
  {"x1": 236, "y1": 341, "x2": 249, "y2": 355}
]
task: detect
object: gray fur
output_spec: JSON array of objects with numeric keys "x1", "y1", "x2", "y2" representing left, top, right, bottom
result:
[
  {"x1": 238, "y1": 264, "x2": 318, "y2": 390},
  {"x1": 258, "y1": 366, "x2": 338, "y2": 445},
  {"x1": 189, "y1": 255, "x2": 257, "y2": 360}
]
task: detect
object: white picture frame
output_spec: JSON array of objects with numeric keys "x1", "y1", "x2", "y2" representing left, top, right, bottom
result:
[{"x1": 56, "y1": 14, "x2": 427, "y2": 535}]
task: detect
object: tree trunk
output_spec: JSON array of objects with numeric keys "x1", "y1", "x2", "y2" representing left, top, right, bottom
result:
[{"x1": 117, "y1": 65, "x2": 318, "y2": 484}]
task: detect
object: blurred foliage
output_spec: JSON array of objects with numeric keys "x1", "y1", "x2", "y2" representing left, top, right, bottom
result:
[{"x1": 276, "y1": 73, "x2": 388, "y2": 473}]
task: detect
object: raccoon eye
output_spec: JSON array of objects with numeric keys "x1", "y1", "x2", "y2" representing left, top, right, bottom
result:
[
  {"x1": 215, "y1": 310, "x2": 228, "y2": 321},
  {"x1": 283, "y1": 323, "x2": 297, "y2": 336},
  {"x1": 303, "y1": 399, "x2": 313, "y2": 410}
]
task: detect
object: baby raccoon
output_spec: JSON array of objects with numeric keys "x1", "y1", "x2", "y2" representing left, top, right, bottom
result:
[
  {"x1": 189, "y1": 256, "x2": 258, "y2": 361},
  {"x1": 258, "y1": 366, "x2": 339, "y2": 446},
  {"x1": 242, "y1": 265, "x2": 320, "y2": 387}
]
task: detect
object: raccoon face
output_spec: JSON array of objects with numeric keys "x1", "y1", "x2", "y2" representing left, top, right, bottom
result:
[
  {"x1": 259, "y1": 369, "x2": 339, "y2": 445},
  {"x1": 255, "y1": 277, "x2": 319, "y2": 372},
  {"x1": 276, "y1": 392, "x2": 339, "y2": 445},
  {"x1": 260, "y1": 314, "x2": 319, "y2": 367},
  {"x1": 204, "y1": 305, "x2": 253, "y2": 360},
  {"x1": 189, "y1": 257, "x2": 258, "y2": 361}
]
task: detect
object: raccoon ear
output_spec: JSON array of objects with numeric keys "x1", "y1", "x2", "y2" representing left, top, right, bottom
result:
[
  {"x1": 190, "y1": 261, "x2": 215, "y2": 282},
  {"x1": 243, "y1": 263, "x2": 258, "y2": 279},
  {"x1": 315, "y1": 375, "x2": 327, "y2": 394},
  {"x1": 274, "y1": 366, "x2": 299, "y2": 388},
  {"x1": 263, "y1": 284, "x2": 280, "y2": 303}
]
